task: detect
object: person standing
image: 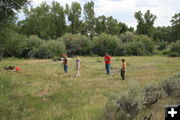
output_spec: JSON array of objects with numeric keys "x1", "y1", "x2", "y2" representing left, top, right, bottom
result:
[
  {"x1": 104, "y1": 53, "x2": 111, "y2": 74},
  {"x1": 75, "y1": 56, "x2": 81, "y2": 77},
  {"x1": 62, "y1": 54, "x2": 68, "y2": 73},
  {"x1": 120, "y1": 59, "x2": 126, "y2": 80}
]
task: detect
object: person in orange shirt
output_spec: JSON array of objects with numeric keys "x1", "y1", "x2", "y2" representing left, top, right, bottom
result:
[
  {"x1": 121, "y1": 59, "x2": 126, "y2": 80},
  {"x1": 104, "y1": 53, "x2": 111, "y2": 74}
]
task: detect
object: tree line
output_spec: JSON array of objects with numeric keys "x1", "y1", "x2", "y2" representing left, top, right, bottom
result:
[{"x1": 0, "y1": 0, "x2": 180, "y2": 59}]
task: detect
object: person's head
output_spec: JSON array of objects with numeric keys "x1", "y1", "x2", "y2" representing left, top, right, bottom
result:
[
  {"x1": 63, "y1": 53, "x2": 67, "y2": 58},
  {"x1": 105, "y1": 52, "x2": 109, "y2": 56},
  {"x1": 122, "y1": 59, "x2": 125, "y2": 62},
  {"x1": 77, "y1": 56, "x2": 80, "y2": 60}
]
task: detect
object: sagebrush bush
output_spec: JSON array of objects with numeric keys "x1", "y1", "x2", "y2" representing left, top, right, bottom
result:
[
  {"x1": 161, "y1": 74, "x2": 180, "y2": 96},
  {"x1": 142, "y1": 84, "x2": 165, "y2": 108},
  {"x1": 116, "y1": 81, "x2": 142, "y2": 120},
  {"x1": 103, "y1": 74, "x2": 180, "y2": 120}
]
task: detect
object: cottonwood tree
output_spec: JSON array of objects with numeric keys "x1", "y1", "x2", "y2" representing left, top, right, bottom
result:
[
  {"x1": 134, "y1": 10, "x2": 156, "y2": 37},
  {"x1": 171, "y1": 13, "x2": 180, "y2": 41},
  {"x1": 65, "y1": 2, "x2": 82, "y2": 34},
  {"x1": 84, "y1": 1, "x2": 95, "y2": 40}
]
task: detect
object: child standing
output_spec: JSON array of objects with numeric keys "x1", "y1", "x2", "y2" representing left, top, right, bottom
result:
[
  {"x1": 120, "y1": 59, "x2": 126, "y2": 80},
  {"x1": 75, "y1": 56, "x2": 81, "y2": 77},
  {"x1": 62, "y1": 54, "x2": 68, "y2": 73}
]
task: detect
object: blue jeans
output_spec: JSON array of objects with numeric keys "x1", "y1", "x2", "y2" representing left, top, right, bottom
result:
[
  {"x1": 105, "y1": 64, "x2": 110, "y2": 74},
  {"x1": 63, "y1": 64, "x2": 68, "y2": 73}
]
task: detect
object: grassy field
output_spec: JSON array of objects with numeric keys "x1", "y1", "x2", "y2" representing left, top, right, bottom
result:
[{"x1": 0, "y1": 56, "x2": 180, "y2": 120}]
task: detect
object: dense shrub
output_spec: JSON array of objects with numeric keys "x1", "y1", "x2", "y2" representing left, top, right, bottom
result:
[
  {"x1": 59, "y1": 33, "x2": 91, "y2": 56},
  {"x1": 161, "y1": 74, "x2": 180, "y2": 96},
  {"x1": 36, "y1": 40, "x2": 66, "y2": 59},
  {"x1": 115, "y1": 35, "x2": 155, "y2": 56},
  {"x1": 169, "y1": 40, "x2": 180, "y2": 57},
  {"x1": 25, "y1": 35, "x2": 44, "y2": 58},
  {"x1": 142, "y1": 84, "x2": 165, "y2": 108},
  {"x1": 0, "y1": 27, "x2": 27, "y2": 58},
  {"x1": 157, "y1": 41, "x2": 168, "y2": 50},
  {"x1": 119, "y1": 32, "x2": 135, "y2": 43},
  {"x1": 92, "y1": 33, "x2": 119, "y2": 56}
]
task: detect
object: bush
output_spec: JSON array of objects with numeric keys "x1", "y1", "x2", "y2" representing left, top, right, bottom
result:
[
  {"x1": 161, "y1": 74, "x2": 180, "y2": 96},
  {"x1": 157, "y1": 42, "x2": 168, "y2": 50},
  {"x1": 92, "y1": 33, "x2": 119, "y2": 56},
  {"x1": 59, "y1": 33, "x2": 91, "y2": 56},
  {"x1": 25, "y1": 35, "x2": 44, "y2": 58},
  {"x1": 0, "y1": 27, "x2": 28, "y2": 58},
  {"x1": 103, "y1": 74, "x2": 180, "y2": 120},
  {"x1": 142, "y1": 84, "x2": 165, "y2": 108},
  {"x1": 36, "y1": 40, "x2": 66, "y2": 59},
  {"x1": 115, "y1": 35, "x2": 155, "y2": 56},
  {"x1": 169, "y1": 40, "x2": 180, "y2": 57}
]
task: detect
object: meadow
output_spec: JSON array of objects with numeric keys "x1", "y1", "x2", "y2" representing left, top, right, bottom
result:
[{"x1": 0, "y1": 56, "x2": 180, "y2": 120}]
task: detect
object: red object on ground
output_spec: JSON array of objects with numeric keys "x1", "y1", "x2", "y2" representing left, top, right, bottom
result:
[
  {"x1": 15, "y1": 66, "x2": 21, "y2": 71},
  {"x1": 104, "y1": 55, "x2": 111, "y2": 64}
]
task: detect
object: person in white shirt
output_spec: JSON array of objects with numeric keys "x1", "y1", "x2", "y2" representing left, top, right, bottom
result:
[{"x1": 75, "y1": 56, "x2": 81, "y2": 77}]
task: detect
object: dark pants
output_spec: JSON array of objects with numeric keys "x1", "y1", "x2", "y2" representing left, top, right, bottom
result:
[
  {"x1": 63, "y1": 64, "x2": 68, "y2": 73},
  {"x1": 105, "y1": 64, "x2": 110, "y2": 74},
  {"x1": 121, "y1": 69, "x2": 125, "y2": 80}
]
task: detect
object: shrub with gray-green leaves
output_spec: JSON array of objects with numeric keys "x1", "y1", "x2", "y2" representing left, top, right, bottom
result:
[
  {"x1": 142, "y1": 84, "x2": 165, "y2": 108},
  {"x1": 161, "y1": 74, "x2": 180, "y2": 96}
]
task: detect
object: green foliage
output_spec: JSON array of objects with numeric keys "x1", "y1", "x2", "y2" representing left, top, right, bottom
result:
[
  {"x1": 157, "y1": 41, "x2": 168, "y2": 50},
  {"x1": 59, "y1": 33, "x2": 91, "y2": 55},
  {"x1": 84, "y1": 1, "x2": 95, "y2": 39},
  {"x1": 19, "y1": 1, "x2": 66, "y2": 39},
  {"x1": 0, "y1": 0, "x2": 29, "y2": 24},
  {"x1": 65, "y1": 2, "x2": 82, "y2": 34},
  {"x1": 153, "y1": 26, "x2": 172, "y2": 43},
  {"x1": 171, "y1": 13, "x2": 180, "y2": 42},
  {"x1": 92, "y1": 33, "x2": 119, "y2": 56},
  {"x1": 115, "y1": 34, "x2": 155, "y2": 56},
  {"x1": 134, "y1": 10, "x2": 156, "y2": 37},
  {"x1": 0, "y1": 27, "x2": 27, "y2": 58},
  {"x1": 169, "y1": 40, "x2": 180, "y2": 57},
  {"x1": 36, "y1": 40, "x2": 66, "y2": 59}
]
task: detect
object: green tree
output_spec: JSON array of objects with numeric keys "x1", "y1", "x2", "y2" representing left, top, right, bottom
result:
[
  {"x1": 171, "y1": 13, "x2": 180, "y2": 41},
  {"x1": 65, "y1": 2, "x2": 82, "y2": 34},
  {"x1": 19, "y1": 2, "x2": 66, "y2": 39},
  {"x1": 84, "y1": 1, "x2": 95, "y2": 39},
  {"x1": 134, "y1": 10, "x2": 156, "y2": 37},
  {"x1": 153, "y1": 26, "x2": 172, "y2": 43},
  {"x1": 0, "y1": 0, "x2": 29, "y2": 24},
  {"x1": 95, "y1": 15, "x2": 107, "y2": 35},
  {"x1": 106, "y1": 16, "x2": 120, "y2": 35}
]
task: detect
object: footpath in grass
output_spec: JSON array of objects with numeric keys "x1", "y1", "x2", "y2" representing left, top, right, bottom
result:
[{"x1": 0, "y1": 56, "x2": 180, "y2": 120}]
